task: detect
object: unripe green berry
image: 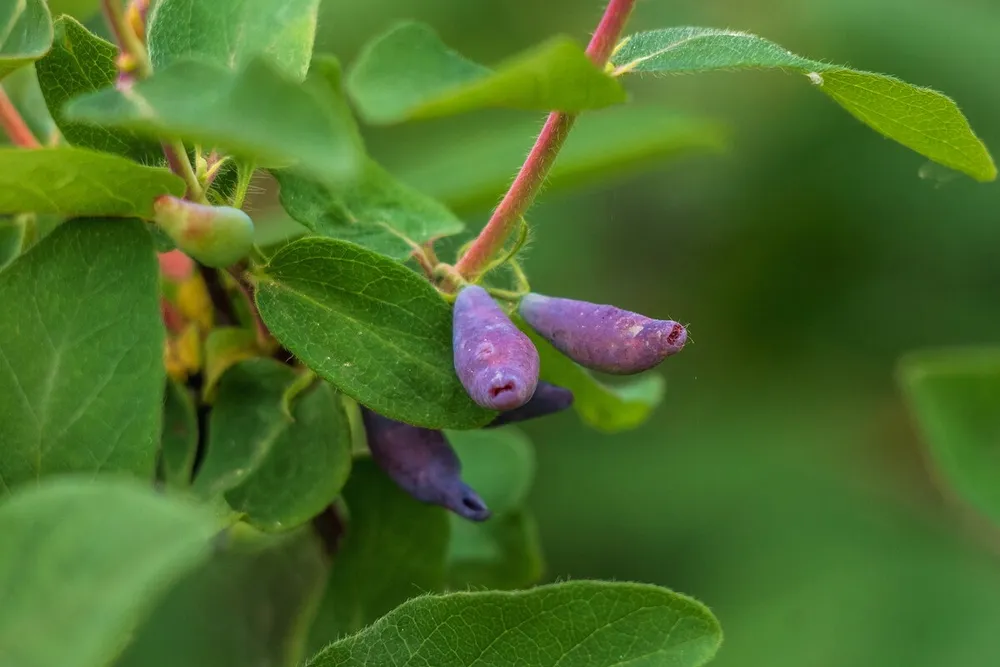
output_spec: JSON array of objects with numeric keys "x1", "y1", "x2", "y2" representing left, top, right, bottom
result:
[{"x1": 152, "y1": 196, "x2": 254, "y2": 268}]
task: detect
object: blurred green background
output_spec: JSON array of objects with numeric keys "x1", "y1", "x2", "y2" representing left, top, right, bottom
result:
[{"x1": 317, "y1": 0, "x2": 1000, "y2": 664}]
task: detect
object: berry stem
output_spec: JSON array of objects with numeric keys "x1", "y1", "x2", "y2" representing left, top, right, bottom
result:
[
  {"x1": 0, "y1": 87, "x2": 40, "y2": 148},
  {"x1": 453, "y1": 0, "x2": 636, "y2": 281}
]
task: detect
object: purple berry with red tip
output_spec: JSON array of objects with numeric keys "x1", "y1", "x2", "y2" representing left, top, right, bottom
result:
[
  {"x1": 453, "y1": 285, "x2": 539, "y2": 411},
  {"x1": 361, "y1": 409, "x2": 491, "y2": 522},
  {"x1": 519, "y1": 293, "x2": 687, "y2": 375},
  {"x1": 487, "y1": 381, "x2": 574, "y2": 428}
]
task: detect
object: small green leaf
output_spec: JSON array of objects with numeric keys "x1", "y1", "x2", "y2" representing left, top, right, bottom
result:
[
  {"x1": 307, "y1": 458, "x2": 449, "y2": 650},
  {"x1": 148, "y1": 0, "x2": 320, "y2": 81},
  {"x1": 45, "y1": 0, "x2": 101, "y2": 20},
  {"x1": 0, "y1": 219, "x2": 165, "y2": 494},
  {"x1": 36, "y1": 16, "x2": 162, "y2": 163},
  {"x1": 255, "y1": 238, "x2": 494, "y2": 429},
  {"x1": 160, "y1": 379, "x2": 198, "y2": 488},
  {"x1": 309, "y1": 580, "x2": 723, "y2": 667},
  {"x1": 65, "y1": 58, "x2": 362, "y2": 185},
  {"x1": 347, "y1": 21, "x2": 625, "y2": 124},
  {"x1": 611, "y1": 27, "x2": 996, "y2": 182},
  {"x1": 115, "y1": 527, "x2": 328, "y2": 667},
  {"x1": 0, "y1": 0, "x2": 52, "y2": 81},
  {"x1": 0, "y1": 216, "x2": 26, "y2": 268},
  {"x1": 0, "y1": 477, "x2": 218, "y2": 667},
  {"x1": 518, "y1": 319, "x2": 665, "y2": 433},
  {"x1": 393, "y1": 107, "x2": 728, "y2": 214},
  {"x1": 0, "y1": 147, "x2": 184, "y2": 216},
  {"x1": 899, "y1": 348, "x2": 1000, "y2": 526},
  {"x1": 445, "y1": 427, "x2": 534, "y2": 517},
  {"x1": 447, "y1": 509, "x2": 544, "y2": 591},
  {"x1": 273, "y1": 160, "x2": 465, "y2": 259},
  {"x1": 194, "y1": 359, "x2": 302, "y2": 497},
  {"x1": 225, "y1": 378, "x2": 352, "y2": 532},
  {"x1": 201, "y1": 326, "x2": 259, "y2": 401}
]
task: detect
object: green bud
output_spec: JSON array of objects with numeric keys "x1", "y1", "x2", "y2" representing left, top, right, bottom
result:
[{"x1": 152, "y1": 196, "x2": 254, "y2": 268}]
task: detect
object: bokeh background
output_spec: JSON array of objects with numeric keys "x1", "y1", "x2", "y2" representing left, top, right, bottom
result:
[{"x1": 316, "y1": 0, "x2": 1000, "y2": 665}]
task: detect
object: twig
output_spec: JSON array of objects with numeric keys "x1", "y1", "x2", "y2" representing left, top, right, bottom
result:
[
  {"x1": 453, "y1": 0, "x2": 636, "y2": 281},
  {"x1": 197, "y1": 264, "x2": 237, "y2": 326}
]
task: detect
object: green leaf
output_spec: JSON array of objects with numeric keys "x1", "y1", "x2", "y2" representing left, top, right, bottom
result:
[
  {"x1": 0, "y1": 477, "x2": 218, "y2": 667},
  {"x1": 201, "y1": 326, "x2": 259, "y2": 400},
  {"x1": 347, "y1": 21, "x2": 625, "y2": 124},
  {"x1": 518, "y1": 319, "x2": 665, "y2": 433},
  {"x1": 115, "y1": 527, "x2": 328, "y2": 667},
  {"x1": 0, "y1": 147, "x2": 185, "y2": 216},
  {"x1": 307, "y1": 458, "x2": 449, "y2": 650},
  {"x1": 445, "y1": 427, "x2": 534, "y2": 517},
  {"x1": 65, "y1": 58, "x2": 363, "y2": 185},
  {"x1": 0, "y1": 0, "x2": 52, "y2": 81},
  {"x1": 393, "y1": 108, "x2": 728, "y2": 214},
  {"x1": 899, "y1": 348, "x2": 1000, "y2": 526},
  {"x1": 225, "y1": 377, "x2": 352, "y2": 532},
  {"x1": 3, "y1": 65, "x2": 57, "y2": 144},
  {"x1": 0, "y1": 219, "x2": 165, "y2": 494},
  {"x1": 611, "y1": 27, "x2": 996, "y2": 182},
  {"x1": 447, "y1": 509, "x2": 544, "y2": 591},
  {"x1": 255, "y1": 237, "x2": 494, "y2": 429},
  {"x1": 148, "y1": 0, "x2": 320, "y2": 82},
  {"x1": 45, "y1": 0, "x2": 101, "y2": 20},
  {"x1": 160, "y1": 379, "x2": 198, "y2": 488},
  {"x1": 35, "y1": 17, "x2": 162, "y2": 164},
  {"x1": 273, "y1": 161, "x2": 464, "y2": 259},
  {"x1": 0, "y1": 216, "x2": 26, "y2": 269},
  {"x1": 309, "y1": 580, "x2": 723, "y2": 667}
]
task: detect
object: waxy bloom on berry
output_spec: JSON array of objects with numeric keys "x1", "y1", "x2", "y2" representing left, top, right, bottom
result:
[
  {"x1": 453, "y1": 285, "x2": 539, "y2": 411},
  {"x1": 519, "y1": 293, "x2": 687, "y2": 375},
  {"x1": 362, "y1": 409, "x2": 491, "y2": 522}
]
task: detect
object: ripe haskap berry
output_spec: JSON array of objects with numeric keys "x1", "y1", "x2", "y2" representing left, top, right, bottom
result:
[
  {"x1": 361, "y1": 409, "x2": 491, "y2": 522},
  {"x1": 519, "y1": 293, "x2": 687, "y2": 375},
  {"x1": 453, "y1": 285, "x2": 539, "y2": 411},
  {"x1": 487, "y1": 381, "x2": 574, "y2": 428},
  {"x1": 152, "y1": 196, "x2": 254, "y2": 268}
]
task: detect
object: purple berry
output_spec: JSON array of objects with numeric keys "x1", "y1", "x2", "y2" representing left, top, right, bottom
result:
[
  {"x1": 519, "y1": 293, "x2": 687, "y2": 375},
  {"x1": 453, "y1": 285, "x2": 539, "y2": 411},
  {"x1": 361, "y1": 409, "x2": 491, "y2": 522},
  {"x1": 487, "y1": 381, "x2": 574, "y2": 428}
]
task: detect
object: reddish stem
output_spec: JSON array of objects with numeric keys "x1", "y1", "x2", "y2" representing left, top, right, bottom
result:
[
  {"x1": 0, "y1": 87, "x2": 40, "y2": 148},
  {"x1": 454, "y1": 0, "x2": 636, "y2": 281}
]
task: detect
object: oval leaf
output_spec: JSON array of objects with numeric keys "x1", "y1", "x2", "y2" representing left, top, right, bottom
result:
[
  {"x1": 309, "y1": 580, "x2": 722, "y2": 667},
  {"x1": 0, "y1": 477, "x2": 218, "y2": 667},
  {"x1": 255, "y1": 237, "x2": 494, "y2": 429},
  {"x1": 0, "y1": 0, "x2": 51, "y2": 81},
  {"x1": 65, "y1": 58, "x2": 362, "y2": 185},
  {"x1": 115, "y1": 527, "x2": 327, "y2": 667},
  {"x1": 392, "y1": 107, "x2": 728, "y2": 214},
  {"x1": 35, "y1": 16, "x2": 162, "y2": 164},
  {"x1": 148, "y1": 0, "x2": 320, "y2": 82},
  {"x1": 447, "y1": 509, "x2": 544, "y2": 591},
  {"x1": 0, "y1": 219, "x2": 165, "y2": 494},
  {"x1": 516, "y1": 317, "x2": 665, "y2": 433},
  {"x1": 307, "y1": 458, "x2": 449, "y2": 651},
  {"x1": 160, "y1": 379, "x2": 198, "y2": 488},
  {"x1": 347, "y1": 21, "x2": 625, "y2": 124},
  {"x1": 899, "y1": 348, "x2": 1000, "y2": 526},
  {"x1": 0, "y1": 147, "x2": 185, "y2": 217},
  {"x1": 611, "y1": 27, "x2": 996, "y2": 182}
]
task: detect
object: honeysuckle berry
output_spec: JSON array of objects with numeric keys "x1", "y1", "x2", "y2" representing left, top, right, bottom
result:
[
  {"x1": 361, "y1": 409, "x2": 491, "y2": 522},
  {"x1": 453, "y1": 285, "x2": 540, "y2": 411},
  {"x1": 519, "y1": 293, "x2": 687, "y2": 375},
  {"x1": 487, "y1": 381, "x2": 574, "y2": 428},
  {"x1": 152, "y1": 195, "x2": 254, "y2": 268}
]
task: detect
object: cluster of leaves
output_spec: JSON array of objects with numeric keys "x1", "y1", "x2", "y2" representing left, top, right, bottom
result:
[{"x1": 0, "y1": 0, "x2": 994, "y2": 666}]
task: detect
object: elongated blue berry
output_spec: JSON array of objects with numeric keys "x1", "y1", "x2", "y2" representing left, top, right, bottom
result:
[
  {"x1": 487, "y1": 381, "x2": 574, "y2": 428},
  {"x1": 453, "y1": 285, "x2": 539, "y2": 411},
  {"x1": 361, "y1": 409, "x2": 491, "y2": 522},
  {"x1": 519, "y1": 293, "x2": 687, "y2": 375},
  {"x1": 153, "y1": 195, "x2": 254, "y2": 268}
]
